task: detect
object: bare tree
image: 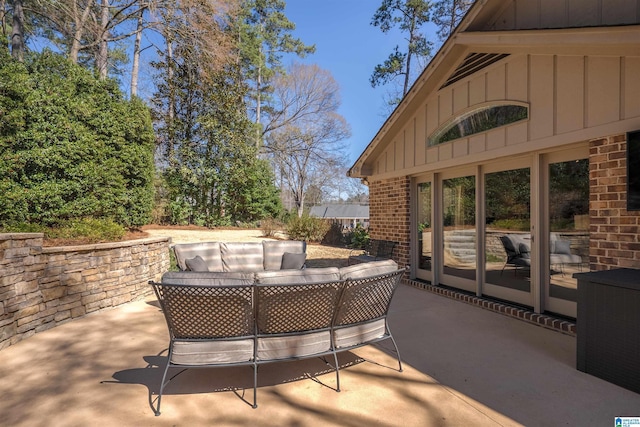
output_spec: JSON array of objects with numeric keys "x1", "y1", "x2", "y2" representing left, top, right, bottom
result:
[
  {"x1": 130, "y1": 3, "x2": 145, "y2": 96},
  {"x1": 34, "y1": 0, "x2": 148, "y2": 77},
  {"x1": 96, "y1": 0, "x2": 110, "y2": 79},
  {"x1": 11, "y1": 0, "x2": 24, "y2": 61},
  {"x1": 264, "y1": 63, "x2": 351, "y2": 217},
  {"x1": 263, "y1": 63, "x2": 340, "y2": 138},
  {"x1": 1, "y1": 0, "x2": 7, "y2": 45}
]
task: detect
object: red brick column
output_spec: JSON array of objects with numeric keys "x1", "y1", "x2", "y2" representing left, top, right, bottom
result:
[
  {"x1": 589, "y1": 134, "x2": 640, "y2": 270},
  {"x1": 368, "y1": 176, "x2": 411, "y2": 267}
]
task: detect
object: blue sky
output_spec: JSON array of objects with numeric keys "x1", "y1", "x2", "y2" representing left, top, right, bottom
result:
[{"x1": 283, "y1": 1, "x2": 434, "y2": 164}]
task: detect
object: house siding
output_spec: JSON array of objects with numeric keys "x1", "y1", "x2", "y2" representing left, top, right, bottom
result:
[
  {"x1": 371, "y1": 53, "x2": 640, "y2": 177},
  {"x1": 484, "y1": 0, "x2": 640, "y2": 30}
]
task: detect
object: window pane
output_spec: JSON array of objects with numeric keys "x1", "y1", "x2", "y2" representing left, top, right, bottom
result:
[
  {"x1": 485, "y1": 168, "x2": 531, "y2": 292},
  {"x1": 417, "y1": 182, "x2": 432, "y2": 271},
  {"x1": 443, "y1": 176, "x2": 476, "y2": 280},
  {"x1": 548, "y1": 159, "x2": 589, "y2": 302},
  {"x1": 429, "y1": 104, "x2": 528, "y2": 146}
]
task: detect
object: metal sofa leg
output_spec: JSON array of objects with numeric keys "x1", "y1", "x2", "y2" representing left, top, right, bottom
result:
[
  {"x1": 388, "y1": 334, "x2": 403, "y2": 372},
  {"x1": 154, "y1": 357, "x2": 172, "y2": 416},
  {"x1": 252, "y1": 363, "x2": 258, "y2": 409},
  {"x1": 332, "y1": 352, "x2": 341, "y2": 392}
]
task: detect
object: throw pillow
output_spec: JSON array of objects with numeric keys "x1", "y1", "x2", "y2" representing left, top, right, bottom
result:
[
  {"x1": 185, "y1": 255, "x2": 210, "y2": 272},
  {"x1": 554, "y1": 239, "x2": 571, "y2": 254},
  {"x1": 281, "y1": 252, "x2": 306, "y2": 270}
]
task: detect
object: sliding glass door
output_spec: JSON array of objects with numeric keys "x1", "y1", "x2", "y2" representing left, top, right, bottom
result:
[
  {"x1": 483, "y1": 161, "x2": 533, "y2": 307},
  {"x1": 543, "y1": 153, "x2": 589, "y2": 318},
  {"x1": 412, "y1": 147, "x2": 588, "y2": 319}
]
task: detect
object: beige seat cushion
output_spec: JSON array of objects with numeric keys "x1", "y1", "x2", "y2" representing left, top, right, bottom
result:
[
  {"x1": 160, "y1": 271, "x2": 254, "y2": 286},
  {"x1": 255, "y1": 267, "x2": 341, "y2": 284},
  {"x1": 333, "y1": 319, "x2": 386, "y2": 349},
  {"x1": 257, "y1": 331, "x2": 330, "y2": 360},
  {"x1": 171, "y1": 339, "x2": 254, "y2": 365},
  {"x1": 339, "y1": 259, "x2": 398, "y2": 279}
]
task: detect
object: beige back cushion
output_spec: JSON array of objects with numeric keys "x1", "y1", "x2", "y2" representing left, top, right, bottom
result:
[
  {"x1": 173, "y1": 242, "x2": 223, "y2": 272},
  {"x1": 220, "y1": 242, "x2": 265, "y2": 272},
  {"x1": 262, "y1": 240, "x2": 307, "y2": 270}
]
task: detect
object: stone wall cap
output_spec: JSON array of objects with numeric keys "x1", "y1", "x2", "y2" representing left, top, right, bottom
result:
[
  {"x1": 0, "y1": 233, "x2": 45, "y2": 240},
  {"x1": 41, "y1": 236, "x2": 170, "y2": 253}
]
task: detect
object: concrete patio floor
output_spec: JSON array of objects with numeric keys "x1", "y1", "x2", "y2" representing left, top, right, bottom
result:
[{"x1": 1, "y1": 284, "x2": 639, "y2": 427}]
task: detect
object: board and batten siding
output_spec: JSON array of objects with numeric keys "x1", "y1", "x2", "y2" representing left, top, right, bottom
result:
[
  {"x1": 481, "y1": 0, "x2": 640, "y2": 31},
  {"x1": 372, "y1": 53, "x2": 640, "y2": 176}
]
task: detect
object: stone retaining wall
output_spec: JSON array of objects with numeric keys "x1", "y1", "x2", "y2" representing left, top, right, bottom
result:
[{"x1": 0, "y1": 234, "x2": 170, "y2": 350}]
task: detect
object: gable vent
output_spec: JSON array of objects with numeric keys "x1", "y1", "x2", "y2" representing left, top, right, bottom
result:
[{"x1": 441, "y1": 53, "x2": 509, "y2": 88}]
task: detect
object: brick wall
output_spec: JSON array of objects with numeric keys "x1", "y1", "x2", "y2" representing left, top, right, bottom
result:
[
  {"x1": 0, "y1": 234, "x2": 170, "y2": 350},
  {"x1": 589, "y1": 134, "x2": 640, "y2": 270},
  {"x1": 368, "y1": 176, "x2": 411, "y2": 267}
]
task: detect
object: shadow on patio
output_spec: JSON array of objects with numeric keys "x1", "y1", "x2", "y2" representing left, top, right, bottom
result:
[{"x1": 0, "y1": 284, "x2": 638, "y2": 426}]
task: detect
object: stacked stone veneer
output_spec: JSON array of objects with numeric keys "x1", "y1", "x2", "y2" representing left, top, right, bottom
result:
[
  {"x1": 0, "y1": 234, "x2": 170, "y2": 350},
  {"x1": 368, "y1": 176, "x2": 411, "y2": 267},
  {"x1": 590, "y1": 134, "x2": 640, "y2": 270}
]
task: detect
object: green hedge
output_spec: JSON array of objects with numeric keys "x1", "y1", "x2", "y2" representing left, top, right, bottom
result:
[{"x1": 0, "y1": 50, "x2": 155, "y2": 227}]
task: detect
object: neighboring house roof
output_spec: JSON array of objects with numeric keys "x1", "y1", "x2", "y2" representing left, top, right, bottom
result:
[
  {"x1": 348, "y1": 0, "x2": 640, "y2": 179},
  {"x1": 309, "y1": 204, "x2": 369, "y2": 219}
]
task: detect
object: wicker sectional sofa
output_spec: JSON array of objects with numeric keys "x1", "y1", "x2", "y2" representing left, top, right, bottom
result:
[{"x1": 149, "y1": 250, "x2": 405, "y2": 415}]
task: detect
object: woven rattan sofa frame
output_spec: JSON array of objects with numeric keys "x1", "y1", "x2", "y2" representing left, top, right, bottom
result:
[
  {"x1": 149, "y1": 268, "x2": 405, "y2": 415},
  {"x1": 150, "y1": 282, "x2": 256, "y2": 416}
]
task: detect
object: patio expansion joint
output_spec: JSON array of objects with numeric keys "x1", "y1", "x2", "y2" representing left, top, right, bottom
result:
[{"x1": 402, "y1": 278, "x2": 576, "y2": 336}]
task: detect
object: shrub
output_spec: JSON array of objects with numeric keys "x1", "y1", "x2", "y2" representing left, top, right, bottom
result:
[
  {"x1": 286, "y1": 215, "x2": 331, "y2": 242},
  {"x1": 492, "y1": 218, "x2": 530, "y2": 231},
  {"x1": 0, "y1": 222, "x2": 47, "y2": 233},
  {"x1": 321, "y1": 222, "x2": 345, "y2": 246},
  {"x1": 1, "y1": 218, "x2": 126, "y2": 243},
  {"x1": 346, "y1": 223, "x2": 370, "y2": 248},
  {"x1": 260, "y1": 218, "x2": 284, "y2": 237},
  {"x1": 51, "y1": 218, "x2": 126, "y2": 241},
  {"x1": 0, "y1": 50, "x2": 155, "y2": 227}
]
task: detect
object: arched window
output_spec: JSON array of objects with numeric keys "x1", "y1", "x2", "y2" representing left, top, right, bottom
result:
[{"x1": 428, "y1": 102, "x2": 529, "y2": 146}]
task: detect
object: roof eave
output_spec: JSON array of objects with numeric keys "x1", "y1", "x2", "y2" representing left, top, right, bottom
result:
[
  {"x1": 348, "y1": 22, "x2": 640, "y2": 179},
  {"x1": 347, "y1": 0, "x2": 491, "y2": 179}
]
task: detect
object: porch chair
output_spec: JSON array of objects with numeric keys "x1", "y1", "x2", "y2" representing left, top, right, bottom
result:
[{"x1": 499, "y1": 235, "x2": 531, "y2": 276}]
